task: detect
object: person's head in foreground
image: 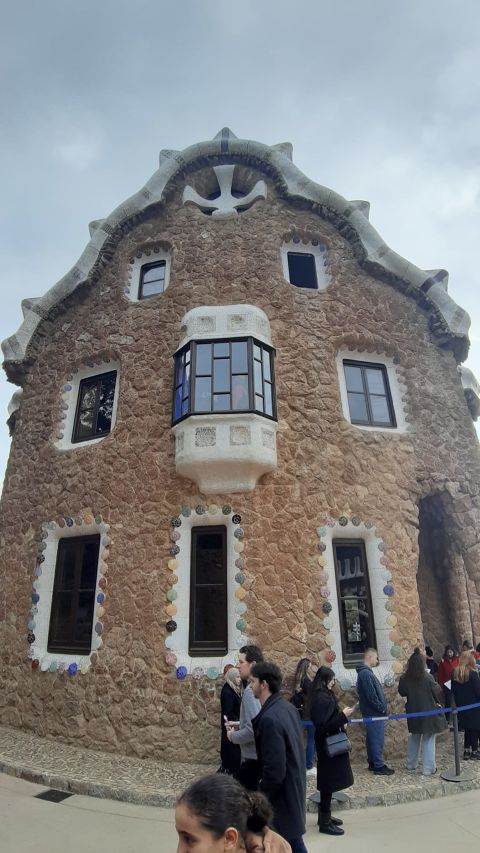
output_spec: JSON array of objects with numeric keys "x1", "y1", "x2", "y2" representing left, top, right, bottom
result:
[{"x1": 176, "y1": 773, "x2": 275, "y2": 852}]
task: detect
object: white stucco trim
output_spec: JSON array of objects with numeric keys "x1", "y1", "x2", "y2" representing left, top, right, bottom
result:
[
  {"x1": 281, "y1": 240, "x2": 329, "y2": 290},
  {"x1": 317, "y1": 518, "x2": 398, "y2": 689},
  {"x1": 164, "y1": 507, "x2": 247, "y2": 675},
  {"x1": 29, "y1": 516, "x2": 109, "y2": 673},
  {"x1": 125, "y1": 249, "x2": 171, "y2": 302},
  {"x1": 336, "y1": 349, "x2": 408, "y2": 434},
  {"x1": 177, "y1": 304, "x2": 272, "y2": 350},
  {"x1": 55, "y1": 361, "x2": 120, "y2": 450}
]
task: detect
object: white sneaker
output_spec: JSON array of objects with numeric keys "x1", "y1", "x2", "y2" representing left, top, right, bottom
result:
[{"x1": 306, "y1": 767, "x2": 317, "y2": 776}]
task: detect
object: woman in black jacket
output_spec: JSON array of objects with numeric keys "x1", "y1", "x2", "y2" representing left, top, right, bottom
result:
[
  {"x1": 452, "y1": 651, "x2": 480, "y2": 760},
  {"x1": 310, "y1": 666, "x2": 355, "y2": 836},
  {"x1": 219, "y1": 667, "x2": 242, "y2": 775}
]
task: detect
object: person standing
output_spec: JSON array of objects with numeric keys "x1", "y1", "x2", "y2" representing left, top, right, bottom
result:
[
  {"x1": 290, "y1": 657, "x2": 315, "y2": 775},
  {"x1": 398, "y1": 648, "x2": 447, "y2": 775},
  {"x1": 226, "y1": 645, "x2": 264, "y2": 790},
  {"x1": 425, "y1": 646, "x2": 438, "y2": 678},
  {"x1": 310, "y1": 666, "x2": 355, "y2": 836},
  {"x1": 251, "y1": 662, "x2": 308, "y2": 853},
  {"x1": 451, "y1": 651, "x2": 480, "y2": 760},
  {"x1": 356, "y1": 648, "x2": 394, "y2": 775},
  {"x1": 437, "y1": 645, "x2": 458, "y2": 721},
  {"x1": 220, "y1": 666, "x2": 242, "y2": 776}
]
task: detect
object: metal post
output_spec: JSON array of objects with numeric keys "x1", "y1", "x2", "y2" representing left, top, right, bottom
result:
[{"x1": 441, "y1": 698, "x2": 475, "y2": 783}]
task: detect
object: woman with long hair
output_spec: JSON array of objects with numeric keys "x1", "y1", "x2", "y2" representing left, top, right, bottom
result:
[
  {"x1": 175, "y1": 773, "x2": 291, "y2": 853},
  {"x1": 398, "y1": 648, "x2": 446, "y2": 775},
  {"x1": 310, "y1": 666, "x2": 355, "y2": 836},
  {"x1": 451, "y1": 651, "x2": 480, "y2": 760},
  {"x1": 290, "y1": 657, "x2": 315, "y2": 774},
  {"x1": 219, "y1": 666, "x2": 242, "y2": 776}
]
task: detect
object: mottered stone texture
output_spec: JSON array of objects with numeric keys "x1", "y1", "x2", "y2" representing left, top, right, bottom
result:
[{"x1": 1, "y1": 170, "x2": 480, "y2": 763}]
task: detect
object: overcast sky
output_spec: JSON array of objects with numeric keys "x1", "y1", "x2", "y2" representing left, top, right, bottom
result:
[{"x1": 1, "y1": 0, "x2": 479, "y2": 487}]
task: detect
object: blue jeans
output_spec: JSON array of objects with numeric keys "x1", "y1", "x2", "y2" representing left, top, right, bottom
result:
[
  {"x1": 288, "y1": 837, "x2": 309, "y2": 853},
  {"x1": 407, "y1": 733, "x2": 436, "y2": 774},
  {"x1": 305, "y1": 722, "x2": 315, "y2": 769},
  {"x1": 366, "y1": 719, "x2": 386, "y2": 769}
]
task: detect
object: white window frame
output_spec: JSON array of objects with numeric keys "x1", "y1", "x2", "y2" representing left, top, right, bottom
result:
[
  {"x1": 126, "y1": 249, "x2": 171, "y2": 302},
  {"x1": 56, "y1": 361, "x2": 120, "y2": 450},
  {"x1": 281, "y1": 240, "x2": 329, "y2": 290},
  {"x1": 336, "y1": 349, "x2": 407, "y2": 433}
]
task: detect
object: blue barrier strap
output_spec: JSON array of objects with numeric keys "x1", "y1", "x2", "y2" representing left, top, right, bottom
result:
[{"x1": 301, "y1": 700, "x2": 480, "y2": 727}]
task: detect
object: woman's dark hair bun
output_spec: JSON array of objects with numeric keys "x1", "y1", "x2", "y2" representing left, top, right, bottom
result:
[{"x1": 245, "y1": 791, "x2": 273, "y2": 833}]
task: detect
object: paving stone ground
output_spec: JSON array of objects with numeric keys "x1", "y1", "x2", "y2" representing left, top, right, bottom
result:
[{"x1": 1, "y1": 725, "x2": 480, "y2": 811}]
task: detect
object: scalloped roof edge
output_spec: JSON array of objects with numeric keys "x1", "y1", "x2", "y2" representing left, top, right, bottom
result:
[{"x1": 1, "y1": 128, "x2": 472, "y2": 378}]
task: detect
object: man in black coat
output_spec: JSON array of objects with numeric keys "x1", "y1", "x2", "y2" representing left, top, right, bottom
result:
[{"x1": 251, "y1": 662, "x2": 308, "y2": 853}]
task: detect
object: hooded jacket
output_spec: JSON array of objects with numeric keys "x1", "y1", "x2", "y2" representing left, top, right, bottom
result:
[{"x1": 356, "y1": 664, "x2": 388, "y2": 717}]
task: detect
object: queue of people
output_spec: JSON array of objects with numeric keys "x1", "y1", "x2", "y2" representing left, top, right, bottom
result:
[{"x1": 175, "y1": 639, "x2": 480, "y2": 852}]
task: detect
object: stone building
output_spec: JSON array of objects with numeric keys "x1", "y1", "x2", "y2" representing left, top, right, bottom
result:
[{"x1": 1, "y1": 128, "x2": 480, "y2": 762}]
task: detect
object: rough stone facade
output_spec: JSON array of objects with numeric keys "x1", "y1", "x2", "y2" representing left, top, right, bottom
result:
[{"x1": 1, "y1": 130, "x2": 479, "y2": 763}]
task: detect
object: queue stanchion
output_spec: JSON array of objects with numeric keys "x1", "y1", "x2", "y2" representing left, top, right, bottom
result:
[{"x1": 441, "y1": 697, "x2": 475, "y2": 783}]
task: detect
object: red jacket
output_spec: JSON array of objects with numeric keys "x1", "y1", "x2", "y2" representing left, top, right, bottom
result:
[{"x1": 437, "y1": 657, "x2": 459, "y2": 687}]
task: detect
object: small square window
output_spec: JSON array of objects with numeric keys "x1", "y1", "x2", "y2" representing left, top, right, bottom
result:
[
  {"x1": 139, "y1": 261, "x2": 166, "y2": 299},
  {"x1": 287, "y1": 252, "x2": 318, "y2": 289},
  {"x1": 72, "y1": 371, "x2": 117, "y2": 443}
]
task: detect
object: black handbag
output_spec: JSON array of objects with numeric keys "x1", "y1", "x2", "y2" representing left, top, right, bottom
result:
[{"x1": 324, "y1": 731, "x2": 352, "y2": 758}]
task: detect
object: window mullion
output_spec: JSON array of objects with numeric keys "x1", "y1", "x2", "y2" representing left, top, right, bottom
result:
[
  {"x1": 190, "y1": 343, "x2": 197, "y2": 415},
  {"x1": 361, "y1": 366, "x2": 373, "y2": 423}
]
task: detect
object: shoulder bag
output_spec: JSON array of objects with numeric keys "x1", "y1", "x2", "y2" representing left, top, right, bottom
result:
[{"x1": 324, "y1": 731, "x2": 352, "y2": 758}]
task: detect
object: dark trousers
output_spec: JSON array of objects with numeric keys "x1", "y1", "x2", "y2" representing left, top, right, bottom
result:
[
  {"x1": 237, "y1": 759, "x2": 260, "y2": 791},
  {"x1": 287, "y1": 837, "x2": 309, "y2": 853},
  {"x1": 366, "y1": 719, "x2": 386, "y2": 769},
  {"x1": 464, "y1": 730, "x2": 479, "y2": 751}
]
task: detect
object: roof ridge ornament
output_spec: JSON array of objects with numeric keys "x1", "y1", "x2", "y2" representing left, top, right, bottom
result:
[{"x1": 182, "y1": 165, "x2": 266, "y2": 219}]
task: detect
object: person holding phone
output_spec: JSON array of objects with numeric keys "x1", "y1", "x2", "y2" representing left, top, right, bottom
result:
[
  {"x1": 219, "y1": 666, "x2": 242, "y2": 776},
  {"x1": 310, "y1": 666, "x2": 355, "y2": 836}
]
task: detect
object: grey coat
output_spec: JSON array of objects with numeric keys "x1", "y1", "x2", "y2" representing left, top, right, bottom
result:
[{"x1": 398, "y1": 672, "x2": 447, "y2": 735}]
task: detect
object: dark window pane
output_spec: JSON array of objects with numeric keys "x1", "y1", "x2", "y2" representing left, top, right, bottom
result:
[
  {"x1": 195, "y1": 343, "x2": 212, "y2": 376},
  {"x1": 182, "y1": 398, "x2": 189, "y2": 416},
  {"x1": 60, "y1": 549, "x2": 76, "y2": 590},
  {"x1": 52, "y1": 593, "x2": 73, "y2": 641},
  {"x1": 287, "y1": 252, "x2": 318, "y2": 289},
  {"x1": 74, "y1": 592, "x2": 95, "y2": 643},
  {"x1": 74, "y1": 372, "x2": 116, "y2": 442},
  {"x1": 142, "y1": 263, "x2": 165, "y2": 284},
  {"x1": 262, "y1": 349, "x2": 271, "y2": 382},
  {"x1": 255, "y1": 394, "x2": 264, "y2": 412},
  {"x1": 254, "y1": 360, "x2": 263, "y2": 394},
  {"x1": 232, "y1": 375, "x2": 249, "y2": 410},
  {"x1": 175, "y1": 387, "x2": 183, "y2": 420},
  {"x1": 370, "y1": 396, "x2": 391, "y2": 424},
  {"x1": 96, "y1": 375, "x2": 115, "y2": 433},
  {"x1": 264, "y1": 382, "x2": 273, "y2": 416},
  {"x1": 214, "y1": 342, "x2": 229, "y2": 357},
  {"x1": 213, "y1": 393, "x2": 230, "y2": 411},
  {"x1": 347, "y1": 392, "x2": 369, "y2": 423},
  {"x1": 334, "y1": 542, "x2": 375, "y2": 664},
  {"x1": 253, "y1": 344, "x2": 261, "y2": 361},
  {"x1": 231, "y1": 341, "x2": 248, "y2": 374},
  {"x1": 194, "y1": 377, "x2": 211, "y2": 412},
  {"x1": 193, "y1": 586, "x2": 227, "y2": 643},
  {"x1": 194, "y1": 532, "x2": 225, "y2": 584},
  {"x1": 80, "y1": 542, "x2": 99, "y2": 589},
  {"x1": 176, "y1": 356, "x2": 184, "y2": 385},
  {"x1": 344, "y1": 365, "x2": 363, "y2": 393},
  {"x1": 185, "y1": 349, "x2": 190, "y2": 364},
  {"x1": 214, "y1": 359, "x2": 230, "y2": 393},
  {"x1": 366, "y1": 368, "x2": 386, "y2": 395}
]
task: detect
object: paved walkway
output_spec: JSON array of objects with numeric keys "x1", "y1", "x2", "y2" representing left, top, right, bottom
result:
[
  {"x1": 2, "y1": 773, "x2": 480, "y2": 853},
  {"x1": 1, "y1": 725, "x2": 480, "y2": 810}
]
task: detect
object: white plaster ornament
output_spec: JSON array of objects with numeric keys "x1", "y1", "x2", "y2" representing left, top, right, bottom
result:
[{"x1": 183, "y1": 165, "x2": 266, "y2": 219}]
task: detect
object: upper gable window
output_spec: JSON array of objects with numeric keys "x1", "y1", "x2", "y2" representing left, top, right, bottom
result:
[
  {"x1": 73, "y1": 371, "x2": 117, "y2": 443},
  {"x1": 139, "y1": 261, "x2": 166, "y2": 299},
  {"x1": 281, "y1": 240, "x2": 329, "y2": 290},
  {"x1": 343, "y1": 360, "x2": 396, "y2": 428},
  {"x1": 126, "y1": 248, "x2": 171, "y2": 302},
  {"x1": 287, "y1": 252, "x2": 318, "y2": 289}
]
